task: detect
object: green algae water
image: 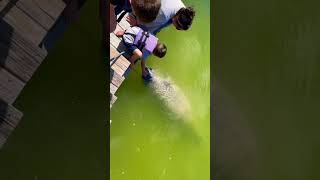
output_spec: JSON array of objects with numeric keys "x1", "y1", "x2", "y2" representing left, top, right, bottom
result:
[
  {"x1": 0, "y1": 2, "x2": 107, "y2": 179},
  {"x1": 110, "y1": 0, "x2": 210, "y2": 179},
  {"x1": 214, "y1": 0, "x2": 320, "y2": 179}
]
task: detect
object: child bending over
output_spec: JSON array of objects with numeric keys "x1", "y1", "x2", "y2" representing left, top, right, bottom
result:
[{"x1": 116, "y1": 26, "x2": 167, "y2": 79}]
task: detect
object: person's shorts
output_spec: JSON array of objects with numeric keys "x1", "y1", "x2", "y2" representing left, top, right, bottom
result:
[{"x1": 123, "y1": 41, "x2": 138, "y2": 55}]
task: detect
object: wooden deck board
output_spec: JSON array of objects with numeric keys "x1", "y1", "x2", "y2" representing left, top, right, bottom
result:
[
  {"x1": 0, "y1": 0, "x2": 10, "y2": 12},
  {"x1": 118, "y1": 13, "x2": 131, "y2": 30},
  {"x1": 110, "y1": 46, "x2": 130, "y2": 67},
  {"x1": 0, "y1": 40, "x2": 42, "y2": 82},
  {"x1": 114, "y1": 58, "x2": 128, "y2": 71},
  {"x1": 14, "y1": 0, "x2": 56, "y2": 30},
  {"x1": 110, "y1": 33, "x2": 131, "y2": 59},
  {"x1": 110, "y1": 83, "x2": 117, "y2": 94},
  {"x1": 33, "y1": 0, "x2": 66, "y2": 20},
  {"x1": 111, "y1": 71, "x2": 124, "y2": 88},
  {"x1": 110, "y1": 94, "x2": 117, "y2": 108},
  {"x1": 0, "y1": 99, "x2": 23, "y2": 148},
  {"x1": 0, "y1": 19, "x2": 47, "y2": 82},
  {"x1": 111, "y1": 62, "x2": 125, "y2": 77},
  {"x1": 110, "y1": 13, "x2": 132, "y2": 108},
  {"x1": 0, "y1": 21, "x2": 47, "y2": 60},
  {"x1": 0, "y1": 2, "x2": 47, "y2": 45},
  {"x1": 0, "y1": 68, "x2": 25, "y2": 104}
]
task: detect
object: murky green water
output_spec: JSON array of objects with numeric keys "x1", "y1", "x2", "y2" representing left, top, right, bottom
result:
[
  {"x1": 0, "y1": 2, "x2": 107, "y2": 179},
  {"x1": 214, "y1": 1, "x2": 320, "y2": 179},
  {"x1": 110, "y1": 1, "x2": 210, "y2": 180}
]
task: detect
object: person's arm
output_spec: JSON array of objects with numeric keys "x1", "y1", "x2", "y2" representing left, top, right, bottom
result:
[
  {"x1": 129, "y1": 49, "x2": 142, "y2": 69},
  {"x1": 126, "y1": 13, "x2": 139, "y2": 26}
]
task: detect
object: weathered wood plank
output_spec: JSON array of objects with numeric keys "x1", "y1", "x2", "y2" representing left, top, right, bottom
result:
[
  {"x1": 110, "y1": 14, "x2": 135, "y2": 108},
  {"x1": 110, "y1": 32, "x2": 122, "y2": 49},
  {"x1": 0, "y1": 2, "x2": 47, "y2": 45},
  {"x1": 114, "y1": 58, "x2": 128, "y2": 71},
  {"x1": 118, "y1": 13, "x2": 131, "y2": 30},
  {"x1": 0, "y1": 0, "x2": 11, "y2": 12},
  {"x1": 110, "y1": 46, "x2": 130, "y2": 66},
  {"x1": 0, "y1": 121, "x2": 14, "y2": 148},
  {"x1": 0, "y1": 99, "x2": 23, "y2": 148},
  {"x1": 110, "y1": 33, "x2": 131, "y2": 59},
  {"x1": 0, "y1": 21, "x2": 47, "y2": 61},
  {"x1": 111, "y1": 71, "x2": 124, "y2": 88},
  {"x1": 111, "y1": 62, "x2": 125, "y2": 77},
  {"x1": 0, "y1": 41, "x2": 42, "y2": 82},
  {"x1": 0, "y1": 68, "x2": 25, "y2": 104},
  {"x1": 33, "y1": 0, "x2": 66, "y2": 20},
  {"x1": 110, "y1": 83, "x2": 117, "y2": 94},
  {"x1": 117, "y1": 55, "x2": 130, "y2": 67},
  {"x1": 14, "y1": 0, "x2": 55, "y2": 30},
  {"x1": 110, "y1": 44, "x2": 119, "y2": 62},
  {"x1": 110, "y1": 94, "x2": 117, "y2": 108},
  {"x1": 0, "y1": 99, "x2": 23, "y2": 127}
]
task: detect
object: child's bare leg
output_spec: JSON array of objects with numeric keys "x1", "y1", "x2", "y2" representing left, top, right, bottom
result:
[{"x1": 129, "y1": 49, "x2": 143, "y2": 69}]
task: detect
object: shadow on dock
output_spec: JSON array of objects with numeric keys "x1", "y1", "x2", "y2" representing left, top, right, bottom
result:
[
  {"x1": 0, "y1": 0, "x2": 16, "y2": 69},
  {"x1": 0, "y1": 21, "x2": 12, "y2": 72}
]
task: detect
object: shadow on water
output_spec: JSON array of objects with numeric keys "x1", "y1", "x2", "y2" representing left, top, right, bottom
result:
[{"x1": 0, "y1": 1, "x2": 107, "y2": 179}]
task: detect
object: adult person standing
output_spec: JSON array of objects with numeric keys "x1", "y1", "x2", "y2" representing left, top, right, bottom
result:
[
  {"x1": 127, "y1": 0, "x2": 196, "y2": 34},
  {"x1": 111, "y1": 0, "x2": 161, "y2": 24},
  {"x1": 100, "y1": 0, "x2": 161, "y2": 46}
]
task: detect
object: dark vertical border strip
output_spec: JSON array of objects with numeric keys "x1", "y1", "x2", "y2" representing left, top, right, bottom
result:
[{"x1": 99, "y1": 0, "x2": 110, "y2": 179}]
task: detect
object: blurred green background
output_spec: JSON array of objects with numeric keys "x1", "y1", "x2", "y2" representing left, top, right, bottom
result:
[{"x1": 214, "y1": 0, "x2": 320, "y2": 179}]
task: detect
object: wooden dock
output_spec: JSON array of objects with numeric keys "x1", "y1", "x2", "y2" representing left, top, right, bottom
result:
[
  {"x1": 109, "y1": 13, "x2": 132, "y2": 108},
  {"x1": 0, "y1": 0, "x2": 68, "y2": 149}
]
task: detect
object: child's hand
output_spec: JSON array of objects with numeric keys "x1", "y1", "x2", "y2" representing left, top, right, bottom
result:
[
  {"x1": 126, "y1": 14, "x2": 138, "y2": 26},
  {"x1": 115, "y1": 31, "x2": 124, "y2": 37}
]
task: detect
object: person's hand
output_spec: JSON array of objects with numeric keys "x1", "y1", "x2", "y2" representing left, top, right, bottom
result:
[
  {"x1": 126, "y1": 14, "x2": 138, "y2": 26},
  {"x1": 115, "y1": 31, "x2": 125, "y2": 37}
]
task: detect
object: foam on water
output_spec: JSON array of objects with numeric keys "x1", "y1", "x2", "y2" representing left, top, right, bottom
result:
[{"x1": 149, "y1": 70, "x2": 192, "y2": 121}]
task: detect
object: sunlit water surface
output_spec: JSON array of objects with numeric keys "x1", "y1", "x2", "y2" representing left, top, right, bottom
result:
[{"x1": 110, "y1": 0, "x2": 210, "y2": 179}]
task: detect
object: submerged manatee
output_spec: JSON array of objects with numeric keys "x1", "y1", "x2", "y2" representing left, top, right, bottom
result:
[{"x1": 149, "y1": 70, "x2": 191, "y2": 121}]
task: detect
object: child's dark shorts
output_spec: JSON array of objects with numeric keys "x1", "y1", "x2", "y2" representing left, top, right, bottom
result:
[{"x1": 123, "y1": 41, "x2": 138, "y2": 55}]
